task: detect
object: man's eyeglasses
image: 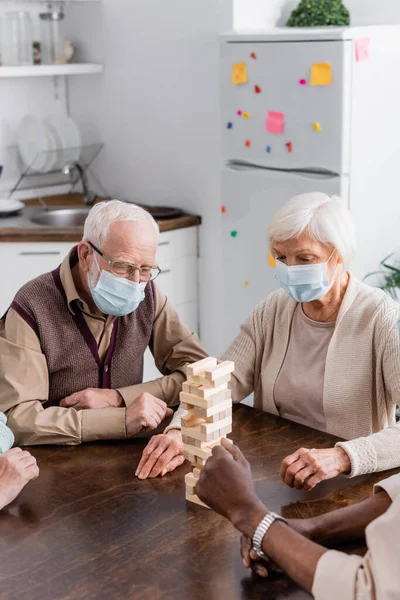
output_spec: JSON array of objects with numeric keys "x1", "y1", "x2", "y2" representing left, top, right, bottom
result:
[{"x1": 89, "y1": 242, "x2": 161, "y2": 282}]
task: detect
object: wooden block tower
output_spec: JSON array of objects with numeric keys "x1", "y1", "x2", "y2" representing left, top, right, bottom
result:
[{"x1": 182, "y1": 357, "x2": 234, "y2": 508}]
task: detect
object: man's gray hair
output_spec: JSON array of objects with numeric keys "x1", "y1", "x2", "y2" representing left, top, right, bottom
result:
[
  {"x1": 83, "y1": 199, "x2": 159, "y2": 248},
  {"x1": 268, "y1": 192, "x2": 356, "y2": 270}
]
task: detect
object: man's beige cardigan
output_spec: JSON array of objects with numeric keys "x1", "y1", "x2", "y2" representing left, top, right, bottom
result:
[{"x1": 169, "y1": 275, "x2": 400, "y2": 477}]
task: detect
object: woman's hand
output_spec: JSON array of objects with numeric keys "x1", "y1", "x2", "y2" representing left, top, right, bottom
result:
[
  {"x1": 135, "y1": 429, "x2": 184, "y2": 479},
  {"x1": 280, "y1": 447, "x2": 351, "y2": 491},
  {"x1": 0, "y1": 448, "x2": 39, "y2": 510}
]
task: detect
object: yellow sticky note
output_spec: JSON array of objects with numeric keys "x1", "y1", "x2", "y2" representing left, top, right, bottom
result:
[
  {"x1": 243, "y1": 112, "x2": 251, "y2": 119},
  {"x1": 268, "y1": 253, "x2": 276, "y2": 268},
  {"x1": 311, "y1": 62, "x2": 332, "y2": 86},
  {"x1": 313, "y1": 121, "x2": 322, "y2": 132},
  {"x1": 232, "y1": 62, "x2": 248, "y2": 85}
]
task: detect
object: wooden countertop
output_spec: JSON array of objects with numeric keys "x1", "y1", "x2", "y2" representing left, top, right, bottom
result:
[
  {"x1": 0, "y1": 404, "x2": 397, "y2": 600},
  {"x1": 0, "y1": 195, "x2": 201, "y2": 242}
]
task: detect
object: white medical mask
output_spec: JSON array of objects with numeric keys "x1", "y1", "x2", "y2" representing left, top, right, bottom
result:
[
  {"x1": 275, "y1": 250, "x2": 338, "y2": 303},
  {"x1": 89, "y1": 255, "x2": 146, "y2": 317}
]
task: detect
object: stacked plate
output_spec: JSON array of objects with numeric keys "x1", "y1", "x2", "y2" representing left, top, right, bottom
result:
[{"x1": 17, "y1": 115, "x2": 82, "y2": 174}]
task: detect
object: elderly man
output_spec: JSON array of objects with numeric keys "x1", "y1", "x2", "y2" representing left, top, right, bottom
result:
[
  {"x1": 196, "y1": 439, "x2": 400, "y2": 600},
  {"x1": 0, "y1": 200, "x2": 207, "y2": 476}
]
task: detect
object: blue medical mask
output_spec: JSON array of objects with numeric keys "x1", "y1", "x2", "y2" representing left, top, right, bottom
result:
[
  {"x1": 89, "y1": 256, "x2": 147, "y2": 317},
  {"x1": 275, "y1": 250, "x2": 338, "y2": 303}
]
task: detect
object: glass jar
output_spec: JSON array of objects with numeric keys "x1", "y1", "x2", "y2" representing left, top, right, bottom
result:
[
  {"x1": 39, "y1": 9, "x2": 66, "y2": 65},
  {"x1": 2, "y1": 12, "x2": 33, "y2": 66}
]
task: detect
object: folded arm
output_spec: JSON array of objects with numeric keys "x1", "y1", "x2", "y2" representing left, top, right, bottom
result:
[{"x1": 0, "y1": 310, "x2": 126, "y2": 445}]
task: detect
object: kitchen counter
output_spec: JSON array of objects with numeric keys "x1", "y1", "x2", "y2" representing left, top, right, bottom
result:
[{"x1": 0, "y1": 195, "x2": 201, "y2": 242}]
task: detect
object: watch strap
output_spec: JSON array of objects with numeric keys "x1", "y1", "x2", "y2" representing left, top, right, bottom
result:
[{"x1": 252, "y1": 511, "x2": 287, "y2": 559}]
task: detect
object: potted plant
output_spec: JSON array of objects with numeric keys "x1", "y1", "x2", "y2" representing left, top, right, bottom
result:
[
  {"x1": 286, "y1": 0, "x2": 350, "y2": 27},
  {"x1": 363, "y1": 253, "x2": 400, "y2": 302}
]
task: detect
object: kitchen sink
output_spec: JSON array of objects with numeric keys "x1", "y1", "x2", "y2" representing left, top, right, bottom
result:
[{"x1": 30, "y1": 208, "x2": 91, "y2": 227}]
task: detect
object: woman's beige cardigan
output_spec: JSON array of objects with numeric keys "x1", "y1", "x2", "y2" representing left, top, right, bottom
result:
[{"x1": 169, "y1": 275, "x2": 400, "y2": 477}]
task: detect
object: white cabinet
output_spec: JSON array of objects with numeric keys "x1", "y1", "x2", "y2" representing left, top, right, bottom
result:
[
  {"x1": 0, "y1": 227, "x2": 200, "y2": 384},
  {"x1": 0, "y1": 242, "x2": 76, "y2": 315}
]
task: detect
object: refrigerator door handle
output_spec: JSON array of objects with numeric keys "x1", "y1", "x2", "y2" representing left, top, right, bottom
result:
[{"x1": 226, "y1": 160, "x2": 340, "y2": 180}]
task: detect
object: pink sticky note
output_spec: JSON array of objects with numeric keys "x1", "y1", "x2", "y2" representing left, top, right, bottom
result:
[
  {"x1": 266, "y1": 111, "x2": 285, "y2": 135},
  {"x1": 355, "y1": 38, "x2": 369, "y2": 62},
  {"x1": 299, "y1": 79, "x2": 307, "y2": 85}
]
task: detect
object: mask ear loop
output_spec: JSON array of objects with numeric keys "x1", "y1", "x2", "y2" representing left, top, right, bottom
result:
[{"x1": 327, "y1": 249, "x2": 341, "y2": 284}]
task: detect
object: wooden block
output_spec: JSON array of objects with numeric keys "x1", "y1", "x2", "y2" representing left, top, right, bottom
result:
[
  {"x1": 179, "y1": 392, "x2": 213, "y2": 410},
  {"x1": 186, "y1": 492, "x2": 210, "y2": 509},
  {"x1": 183, "y1": 443, "x2": 212, "y2": 461},
  {"x1": 183, "y1": 438, "x2": 225, "y2": 461},
  {"x1": 218, "y1": 424, "x2": 232, "y2": 438},
  {"x1": 186, "y1": 484, "x2": 196, "y2": 496},
  {"x1": 192, "y1": 457, "x2": 207, "y2": 468},
  {"x1": 182, "y1": 435, "x2": 190, "y2": 445},
  {"x1": 181, "y1": 426, "x2": 214, "y2": 445},
  {"x1": 181, "y1": 415, "x2": 206, "y2": 429},
  {"x1": 204, "y1": 361, "x2": 235, "y2": 381},
  {"x1": 194, "y1": 398, "x2": 232, "y2": 419},
  {"x1": 180, "y1": 402, "x2": 193, "y2": 411},
  {"x1": 185, "y1": 472, "x2": 198, "y2": 487},
  {"x1": 208, "y1": 407, "x2": 232, "y2": 423},
  {"x1": 189, "y1": 382, "x2": 228, "y2": 399},
  {"x1": 193, "y1": 468, "x2": 202, "y2": 479},
  {"x1": 182, "y1": 381, "x2": 192, "y2": 393},
  {"x1": 200, "y1": 415, "x2": 232, "y2": 436},
  {"x1": 188, "y1": 373, "x2": 232, "y2": 389},
  {"x1": 186, "y1": 357, "x2": 218, "y2": 377},
  {"x1": 185, "y1": 452, "x2": 195, "y2": 463}
]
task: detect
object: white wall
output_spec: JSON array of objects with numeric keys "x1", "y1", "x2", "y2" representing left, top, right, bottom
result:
[
  {"x1": 234, "y1": 0, "x2": 400, "y2": 29},
  {"x1": 0, "y1": 2, "x2": 68, "y2": 198},
  {"x1": 66, "y1": 0, "x2": 232, "y2": 356}
]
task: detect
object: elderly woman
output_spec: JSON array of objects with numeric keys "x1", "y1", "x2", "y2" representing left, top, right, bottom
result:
[
  {"x1": 137, "y1": 192, "x2": 400, "y2": 489},
  {"x1": 0, "y1": 412, "x2": 39, "y2": 510}
]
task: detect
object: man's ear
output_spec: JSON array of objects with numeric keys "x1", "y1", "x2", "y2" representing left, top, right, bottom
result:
[{"x1": 77, "y1": 241, "x2": 92, "y2": 274}]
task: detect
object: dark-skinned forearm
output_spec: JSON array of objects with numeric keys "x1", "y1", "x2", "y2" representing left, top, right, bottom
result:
[
  {"x1": 262, "y1": 521, "x2": 326, "y2": 593},
  {"x1": 235, "y1": 504, "x2": 326, "y2": 593},
  {"x1": 294, "y1": 490, "x2": 392, "y2": 546}
]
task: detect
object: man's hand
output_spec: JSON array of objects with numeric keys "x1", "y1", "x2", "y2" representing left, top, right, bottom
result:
[
  {"x1": 125, "y1": 393, "x2": 173, "y2": 438},
  {"x1": 60, "y1": 388, "x2": 123, "y2": 410},
  {"x1": 240, "y1": 518, "x2": 315, "y2": 578},
  {"x1": 135, "y1": 429, "x2": 184, "y2": 479},
  {"x1": 0, "y1": 448, "x2": 39, "y2": 510},
  {"x1": 280, "y1": 447, "x2": 351, "y2": 491},
  {"x1": 196, "y1": 439, "x2": 267, "y2": 538}
]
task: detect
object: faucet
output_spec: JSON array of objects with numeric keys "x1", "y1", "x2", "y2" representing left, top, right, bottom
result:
[{"x1": 62, "y1": 161, "x2": 97, "y2": 206}]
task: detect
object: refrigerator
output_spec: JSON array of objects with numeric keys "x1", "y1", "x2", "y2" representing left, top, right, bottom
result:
[{"x1": 219, "y1": 26, "x2": 400, "y2": 349}]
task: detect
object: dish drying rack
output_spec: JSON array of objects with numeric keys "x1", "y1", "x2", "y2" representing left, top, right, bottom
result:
[{"x1": 8, "y1": 142, "x2": 109, "y2": 201}]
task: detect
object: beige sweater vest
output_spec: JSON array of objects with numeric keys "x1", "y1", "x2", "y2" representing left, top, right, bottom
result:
[{"x1": 221, "y1": 274, "x2": 400, "y2": 477}]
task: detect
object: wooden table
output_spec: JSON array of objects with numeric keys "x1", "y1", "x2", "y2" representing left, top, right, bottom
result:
[{"x1": 0, "y1": 405, "x2": 397, "y2": 600}]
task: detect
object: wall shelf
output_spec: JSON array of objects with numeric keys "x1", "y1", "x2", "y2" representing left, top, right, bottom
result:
[{"x1": 0, "y1": 64, "x2": 103, "y2": 78}]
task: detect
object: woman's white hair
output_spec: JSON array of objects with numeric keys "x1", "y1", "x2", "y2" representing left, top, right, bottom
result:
[
  {"x1": 268, "y1": 192, "x2": 356, "y2": 270},
  {"x1": 83, "y1": 199, "x2": 159, "y2": 248}
]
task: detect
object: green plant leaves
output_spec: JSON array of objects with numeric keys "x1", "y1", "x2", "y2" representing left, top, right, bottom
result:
[{"x1": 286, "y1": 0, "x2": 351, "y2": 27}]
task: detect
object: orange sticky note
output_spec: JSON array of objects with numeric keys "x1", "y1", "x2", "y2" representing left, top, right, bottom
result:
[
  {"x1": 266, "y1": 111, "x2": 285, "y2": 134},
  {"x1": 268, "y1": 253, "x2": 276, "y2": 268},
  {"x1": 232, "y1": 62, "x2": 248, "y2": 85},
  {"x1": 311, "y1": 62, "x2": 332, "y2": 86}
]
